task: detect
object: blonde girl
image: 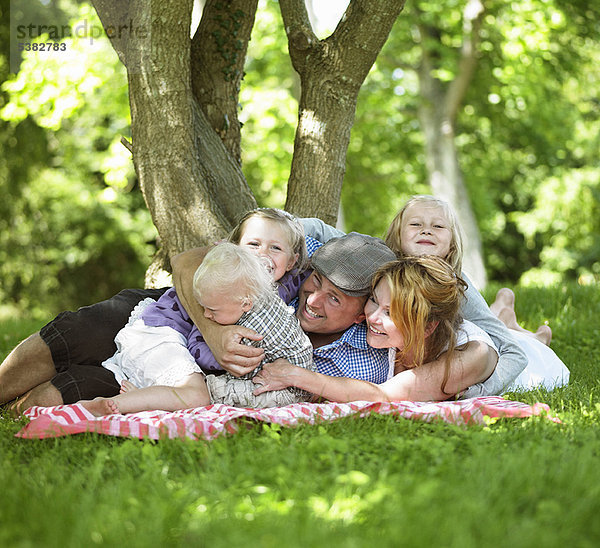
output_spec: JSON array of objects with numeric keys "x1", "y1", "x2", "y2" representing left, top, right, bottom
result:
[{"x1": 382, "y1": 195, "x2": 567, "y2": 395}]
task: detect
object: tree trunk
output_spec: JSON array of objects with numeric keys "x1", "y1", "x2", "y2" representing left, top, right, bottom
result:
[
  {"x1": 279, "y1": 0, "x2": 406, "y2": 225},
  {"x1": 126, "y1": 0, "x2": 256, "y2": 245},
  {"x1": 418, "y1": 96, "x2": 487, "y2": 287},
  {"x1": 416, "y1": 0, "x2": 487, "y2": 288},
  {"x1": 93, "y1": 0, "x2": 257, "y2": 285}
]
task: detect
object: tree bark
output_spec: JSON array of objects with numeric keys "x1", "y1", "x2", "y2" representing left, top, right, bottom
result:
[
  {"x1": 125, "y1": 0, "x2": 256, "y2": 248},
  {"x1": 191, "y1": 0, "x2": 258, "y2": 164},
  {"x1": 279, "y1": 0, "x2": 406, "y2": 225},
  {"x1": 92, "y1": 0, "x2": 257, "y2": 285}
]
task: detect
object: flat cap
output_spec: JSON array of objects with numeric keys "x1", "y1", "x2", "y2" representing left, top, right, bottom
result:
[{"x1": 310, "y1": 232, "x2": 396, "y2": 296}]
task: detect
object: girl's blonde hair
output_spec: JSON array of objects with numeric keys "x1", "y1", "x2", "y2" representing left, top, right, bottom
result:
[
  {"x1": 372, "y1": 255, "x2": 467, "y2": 395},
  {"x1": 228, "y1": 208, "x2": 308, "y2": 272},
  {"x1": 192, "y1": 243, "x2": 274, "y2": 307},
  {"x1": 384, "y1": 195, "x2": 464, "y2": 274}
]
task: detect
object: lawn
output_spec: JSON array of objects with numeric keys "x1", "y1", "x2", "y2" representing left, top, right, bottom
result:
[{"x1": 1, "y1": 283, "x2": 599, "y2": 547}]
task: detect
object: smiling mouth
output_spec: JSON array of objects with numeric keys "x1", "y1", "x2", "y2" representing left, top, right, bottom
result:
[
  {"x1": 304, "y1": 303, "x2": 323, "y2": 319},
  {"x1": 368, "y1": 324, "x2": 385, "y2": 335}
]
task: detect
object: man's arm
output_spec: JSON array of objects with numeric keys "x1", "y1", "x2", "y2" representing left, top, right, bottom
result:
[
  {"x1": 299, "y1": 218, "x2": 346, "y2": 243},
  {"x1": 254, "y1": 341, "x2": 497, "y2": 402},
  {"x1": 171, "y1": 248, "x2": 264, "y2": 376}
]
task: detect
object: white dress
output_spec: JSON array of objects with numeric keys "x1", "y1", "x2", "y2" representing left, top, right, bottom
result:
[
  {"x1": 504, "y1": 330, "x2": 570, "y2": 392},
  {"x1": 386, "y1": 320, "x2": 569, "y2": 395},
  {"x1": 102, "y1": 298, "x2": 201, "y2": 387}
]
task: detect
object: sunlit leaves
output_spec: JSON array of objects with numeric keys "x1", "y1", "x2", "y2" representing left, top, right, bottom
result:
[{"x1": 0, "y1": 1, "x2": 155, "y2": 315}]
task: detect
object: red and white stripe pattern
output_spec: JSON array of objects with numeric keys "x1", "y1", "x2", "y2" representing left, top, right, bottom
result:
[{"x1": 16, "y1": 397, "x2": 558, "y2": 441}]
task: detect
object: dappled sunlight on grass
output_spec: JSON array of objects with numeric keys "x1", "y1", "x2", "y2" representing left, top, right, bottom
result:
[{"x1": 1, "y1": 283, "x2": 599, "y2": 545}]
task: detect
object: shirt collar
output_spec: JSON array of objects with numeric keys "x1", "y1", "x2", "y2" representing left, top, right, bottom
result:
[{"x1": 290, "y1": 298, "x2": 370, "y2": 350}]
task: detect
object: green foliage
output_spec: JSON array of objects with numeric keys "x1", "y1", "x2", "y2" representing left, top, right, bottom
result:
[
  {"x1": 453, "y1": 0, "x2": 599, "y2": 283},
  {"x1": 511, "y1": 169, "x2": 600, "y2": 284},
  {"x1": 1, "y1": 283, "x2": 600, "y2": 546},
  {"x1": 342, "y1": 0, "x2": 600, "y2": 285},
  {"x1": 0, "y1": 2, "x2": 156, "y2": 316},
  {"x1": 239, "y1": 0, "x2": 297, "y2": 208},
  {"x1": 0, "y1": 168, "x2": 155, "y2": 317}
]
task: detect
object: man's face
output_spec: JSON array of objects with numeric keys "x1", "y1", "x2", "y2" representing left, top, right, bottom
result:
[{"x1": 297, "y1": 271, "x2": 366, "y2": 334}]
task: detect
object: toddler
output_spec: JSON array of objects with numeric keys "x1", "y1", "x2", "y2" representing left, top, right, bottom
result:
[{"x1": 81, "y1": 209, "x2": 314, "y2": 415}]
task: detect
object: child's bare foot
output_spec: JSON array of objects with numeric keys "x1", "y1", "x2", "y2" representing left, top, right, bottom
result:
[
  {"x1": 491, "y1": 288, "x2": 553, "y2": 346},
  {"x1": 80, "y1": 397, "x2": 120, "y2": 417},
  {"x1": 490, "y1": 288, "x2": 516, "y2": 317},
  {"x1": 120, "y1": 380, "x2": 138, "y2": 394},
  {"x1": 535, "y1": 324, "x2": 552, "y2": 346}
]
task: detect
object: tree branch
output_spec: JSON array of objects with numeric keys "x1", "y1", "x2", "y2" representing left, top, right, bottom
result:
[
  {"x1": 329, "y1": 0, "x2": 407, "y2": 84},
  {"x1": 191, "y1": 0, "x2": 258, "y2": 164},
  {"x1": 278, "y1": 0, "x2": 319, "y2": 75},
  {"x1": 91, "y1": 0, "x2": 130, "y2": 66},
  {"x1": 445, "y1": 0, "x2": 485, "y2": 121}
]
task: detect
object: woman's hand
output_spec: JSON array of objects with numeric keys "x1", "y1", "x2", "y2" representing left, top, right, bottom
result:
[{"x1": 253, "y1": 359, "x2": 297, "y2": 394}]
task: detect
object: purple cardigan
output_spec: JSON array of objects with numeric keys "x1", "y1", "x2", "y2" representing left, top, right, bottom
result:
[{"x1": 140, "y1": 269, "x2": 310, "y2": 371}]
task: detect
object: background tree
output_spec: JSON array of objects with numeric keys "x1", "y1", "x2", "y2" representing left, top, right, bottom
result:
[
  {"x1": 341, "y1": 0, "x2": 600, "y2": 286},
  {"x1": 1, "y1": 0, "x2": 598, "y2": 317}
]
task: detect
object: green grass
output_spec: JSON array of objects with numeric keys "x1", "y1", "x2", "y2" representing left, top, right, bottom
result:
[{"x1": 1, "y1": 283, "x2": 599, "y2": 547}]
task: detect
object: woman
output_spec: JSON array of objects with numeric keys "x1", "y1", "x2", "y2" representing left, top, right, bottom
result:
[
  {"x1": 300, "y1": 195, "x2": 561, "y2": 398},
  {"x1": 254, "y1": 256, "x2": 499, "y2": 402}
]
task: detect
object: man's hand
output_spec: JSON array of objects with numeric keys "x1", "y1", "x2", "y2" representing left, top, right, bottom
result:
[
  {"x1": 213, "y1": 325, "x2": 265, "y2": 377},
  {"x1": 253, "y1": 359, "x2": 296, "y2": 394},
  {"x1": 171, "y1": 247, "x2": 264, "y2": 376}
]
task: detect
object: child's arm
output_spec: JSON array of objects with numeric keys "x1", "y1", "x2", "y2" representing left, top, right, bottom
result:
[
  {"x1": 459, "y1": 275, "x2": 528, "y2": 397},
  {"x1": 299, "y1": 218, "x2": 346, "y2": 243}
]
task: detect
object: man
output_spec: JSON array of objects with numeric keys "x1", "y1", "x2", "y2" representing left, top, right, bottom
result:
[{"x1": 0, "y1": 233, "x2": 397, "y2": 412}]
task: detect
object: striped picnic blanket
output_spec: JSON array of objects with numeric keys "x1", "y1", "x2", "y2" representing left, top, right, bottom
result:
[{"x1": 15, "y1": 396, "x2": 558, "y2": 441}]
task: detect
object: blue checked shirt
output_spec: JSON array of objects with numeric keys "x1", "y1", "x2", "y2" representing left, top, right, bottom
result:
[
  {"x1": 294, "y1": 235, "x2": 389, "y2": 384},
  {"x1": 311, "y1": 322, "x2": 389, "y2": 383}
]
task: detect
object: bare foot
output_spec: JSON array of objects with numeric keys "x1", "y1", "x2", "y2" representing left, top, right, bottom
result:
[
  {"x1": 120, "y1": 380, "x2": 138, "y2": 394},
  {"x1": 490, "y1": 288, "x2": 515, "y2": 317},
  {"x1": 491, "y1": 288, "x2": 552, "y2": 347},
  {"x1": 80, "y1": 397, "x2": 120, "y2": 417},
  {"x1": 535, "y1": 324, "x2": 552, "y2": 346}
]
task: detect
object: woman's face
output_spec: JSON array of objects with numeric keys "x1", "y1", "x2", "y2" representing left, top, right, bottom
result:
[
  {"x1": 399, "y1": 203, "x2": 452, "y2": 260},
  {"x1": 238, "y1": 217, "x2": 298, "y2": 282},
  {"x1": 364, "y1": 280, "x2": 405, "y2": 349}
]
